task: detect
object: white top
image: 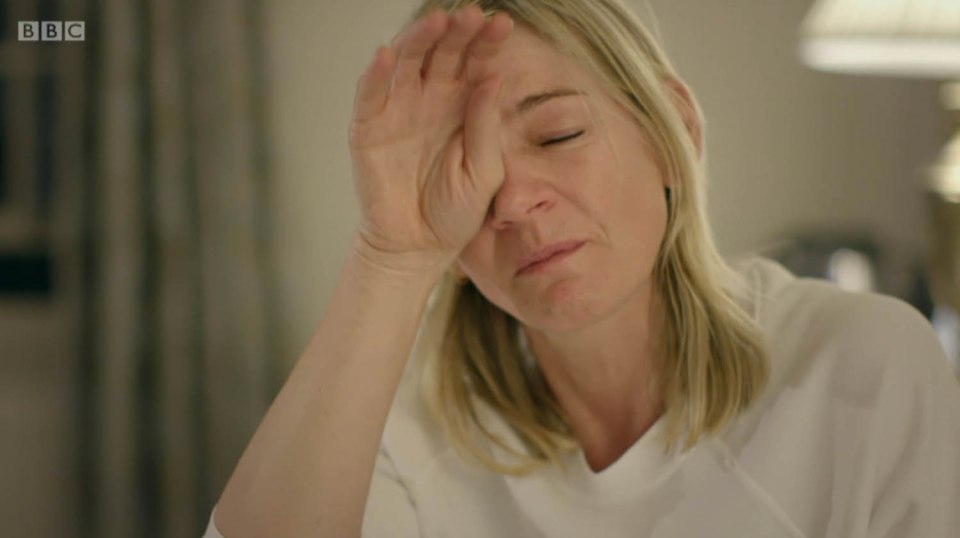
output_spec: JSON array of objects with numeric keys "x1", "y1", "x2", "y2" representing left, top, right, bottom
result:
[{"x1": 204, "y1": 257, "x2": 960, "y2": 537}]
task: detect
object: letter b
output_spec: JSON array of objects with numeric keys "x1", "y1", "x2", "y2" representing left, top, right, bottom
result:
[
  {"x1": 18, "y1": 21, "x2": 39, "y2": 41},
  {"x1": 41, "y1": 21, "x2": 63, "y2": 41}
]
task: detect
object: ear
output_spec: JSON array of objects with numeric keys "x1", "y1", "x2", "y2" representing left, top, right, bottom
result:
[{"x1": 663, "y1": 78, "x2": 703, "y2": 159}]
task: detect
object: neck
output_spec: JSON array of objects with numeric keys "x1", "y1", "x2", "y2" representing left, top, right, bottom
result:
[{"x1": 522, "y1": 278, "x2": 666, "y2": 471}]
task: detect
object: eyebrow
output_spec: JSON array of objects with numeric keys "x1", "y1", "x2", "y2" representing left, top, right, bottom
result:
[{"x1": 512, "y1": 88, "x2": 585, "y2": 117}]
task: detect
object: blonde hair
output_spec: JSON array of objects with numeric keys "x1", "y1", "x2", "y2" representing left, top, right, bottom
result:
[{"x1": 409, "y1": 0, "x2": 770, "y2": 475}]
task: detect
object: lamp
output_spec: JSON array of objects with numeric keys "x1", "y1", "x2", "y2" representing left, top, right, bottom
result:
[
  {"x1": 799, "y1": 0, "x2": 960, "y2": 376},
  {"x1": 799, "y1": 0, "x2": 960, "y2": 78}
]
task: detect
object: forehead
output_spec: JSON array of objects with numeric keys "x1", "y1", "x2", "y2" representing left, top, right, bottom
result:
[{"x1": 485, "y1": 25, "x2": 600, "y2": 101}]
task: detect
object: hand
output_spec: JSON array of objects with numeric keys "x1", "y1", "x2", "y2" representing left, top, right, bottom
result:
[{"x1": 348, "y1": 6, "x2": 513, "y2": 276}]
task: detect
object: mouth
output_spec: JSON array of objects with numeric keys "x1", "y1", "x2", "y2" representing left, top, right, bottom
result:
[{"x1": 515, "y1": 240, "x2": 587, "y2": 277}]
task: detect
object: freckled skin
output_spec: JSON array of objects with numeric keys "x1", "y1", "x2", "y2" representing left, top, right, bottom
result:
[{"x1": 455, "y1": 26, "x2": 670, "y2": 336}]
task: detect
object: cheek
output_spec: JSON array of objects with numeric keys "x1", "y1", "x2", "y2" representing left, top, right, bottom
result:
[
  {"x1": 543, "y1": 144, "x2": 619, "y2": 216},
  {"x1": 457, "y1": 235, "x2": 512, "y2": 303},
  {"x1": 457, "y1": 236, "x2": 491, "y2": 280},
  {"x1": 601, "y1": 142, "x2": 670, "y2": 260},
  {"x1": 459, "y1": 232, "x2": 555, "y2": 320},
  {"x1": 614, "y1": 173, "x2": 669, "y2": 263}
]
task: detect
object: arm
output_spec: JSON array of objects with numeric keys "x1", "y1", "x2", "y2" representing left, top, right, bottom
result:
[
  {"x1": 212, "y1": 240, "x2": 438, "y2": 538},
  {"x1": 210, "y1": 6, "x2": 514, "y2": 537},
  {"x1": 206, "y1": 442, "x2": 422, "y2": 538}
]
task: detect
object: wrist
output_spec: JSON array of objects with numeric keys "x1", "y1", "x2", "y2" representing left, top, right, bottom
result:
[{"x1": 348, "y1": 233, "x2": 452, "y2": 290}]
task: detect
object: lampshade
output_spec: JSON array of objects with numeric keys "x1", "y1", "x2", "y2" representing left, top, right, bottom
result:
[{"x1": 799, "y1": 0, "x2": 960, "y2": 78}]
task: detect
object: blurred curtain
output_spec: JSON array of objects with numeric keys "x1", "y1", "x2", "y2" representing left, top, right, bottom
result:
[{"x1": 77, "y1": 0, "x2": 280, "y2": 536}]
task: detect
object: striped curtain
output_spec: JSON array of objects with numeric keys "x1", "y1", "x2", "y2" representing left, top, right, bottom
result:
[{"x1": 76, "y1": 0, "x2": 280, "y2": 536}]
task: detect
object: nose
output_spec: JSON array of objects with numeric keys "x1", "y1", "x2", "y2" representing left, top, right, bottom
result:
[{"x1": 488, "y1": 160, "x2": 556, "y2": 230}]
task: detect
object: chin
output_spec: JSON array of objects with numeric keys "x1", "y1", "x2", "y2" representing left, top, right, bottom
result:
[{"x1": 515, "y1": 276, "x2": 622, "y2": 334}]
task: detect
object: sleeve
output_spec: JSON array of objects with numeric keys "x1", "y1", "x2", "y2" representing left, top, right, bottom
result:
[
  {"x1": 201, "y1": 506, "x2": 224, "y2": 538},
  {"x1": 864, "y1": 298, "x2": 960, "y2": 538},
  {"x1": 362, "y1": 445, "x2": 421, "y2": 538}
]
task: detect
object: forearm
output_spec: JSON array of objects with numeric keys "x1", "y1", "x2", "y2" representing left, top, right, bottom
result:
[{"x1": 214, "y1": 240, "x2": 440, "y2": 538}]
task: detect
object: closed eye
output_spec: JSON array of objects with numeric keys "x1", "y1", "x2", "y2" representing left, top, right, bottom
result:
[{"x1": 541, "y1": 130, "x2": 584, "y2": 146}]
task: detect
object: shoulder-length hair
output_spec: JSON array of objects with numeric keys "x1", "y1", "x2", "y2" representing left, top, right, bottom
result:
[{"x1": 408, "y1": 0, "x2": 770, "y2": 475}]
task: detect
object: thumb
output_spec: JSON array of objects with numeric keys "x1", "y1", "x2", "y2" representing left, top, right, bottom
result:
[{"x1": 462, "y1": 76, "x2": 504, "y2": 197}]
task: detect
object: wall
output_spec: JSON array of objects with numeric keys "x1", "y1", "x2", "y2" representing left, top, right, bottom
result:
[{"x1": 646, "y1": 0, "x2": 944, "y2": 262}]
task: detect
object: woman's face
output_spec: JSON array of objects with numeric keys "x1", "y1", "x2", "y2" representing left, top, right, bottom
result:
[{"x1": 455, "y1": 25, "x2": 671, "y2": 333}]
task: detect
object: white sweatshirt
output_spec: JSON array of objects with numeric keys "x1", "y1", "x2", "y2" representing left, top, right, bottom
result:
[{"x1": 204, "y1": 257, "x2": 960, "y2": 537}]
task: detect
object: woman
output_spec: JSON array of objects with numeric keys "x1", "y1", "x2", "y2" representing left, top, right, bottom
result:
[{"x1": 206, "y1": 1, "x2": 960, "y2": 536}]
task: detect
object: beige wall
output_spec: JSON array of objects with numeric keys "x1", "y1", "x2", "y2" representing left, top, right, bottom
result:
[
  {"x1": 265, "y1": 0, "x2": 418, "y2": 365},
  {"x1": 265, "y1": 0, "x2": 948, "y2": 363},
  {"x1": 646, "y1": 0, "x2": 944, "y2": 257}
]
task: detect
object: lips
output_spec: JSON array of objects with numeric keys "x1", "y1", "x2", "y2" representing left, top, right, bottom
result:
[{"x1": 515, "y1": 240, "x2": 586, "y2": 276}]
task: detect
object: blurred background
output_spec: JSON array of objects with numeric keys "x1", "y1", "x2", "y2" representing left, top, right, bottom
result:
[{"x1": 0, "y1": 0, "x2": 956, "y2": 536}]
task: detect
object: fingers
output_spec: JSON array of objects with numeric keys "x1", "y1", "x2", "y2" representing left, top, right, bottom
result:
[
  {"x1": 391, "y1": 9, "x2": 449, "y2": 92},
  {"x1": 393, "y1": 7, "x2": 513, "y2": 90},
  {"x1": 464, "y1": 12, "x2": 513, "y2": 84},
  {"x1": 462, "y1": 75, "x2": 504, "y2": 195},
  {"x1": 353, "y1": 46, "x2": 397, "y2": 123},
  {"x1": 355, "y1": 8, "x2": 511, "y2": 126},
  {"x1": 423, "y1": 5, "x2": 485, "y2": 81}
]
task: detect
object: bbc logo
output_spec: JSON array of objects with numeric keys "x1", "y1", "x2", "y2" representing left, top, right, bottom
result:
[{"x1": 18, "y1": 21, "x2": 85, "y2": 42}]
